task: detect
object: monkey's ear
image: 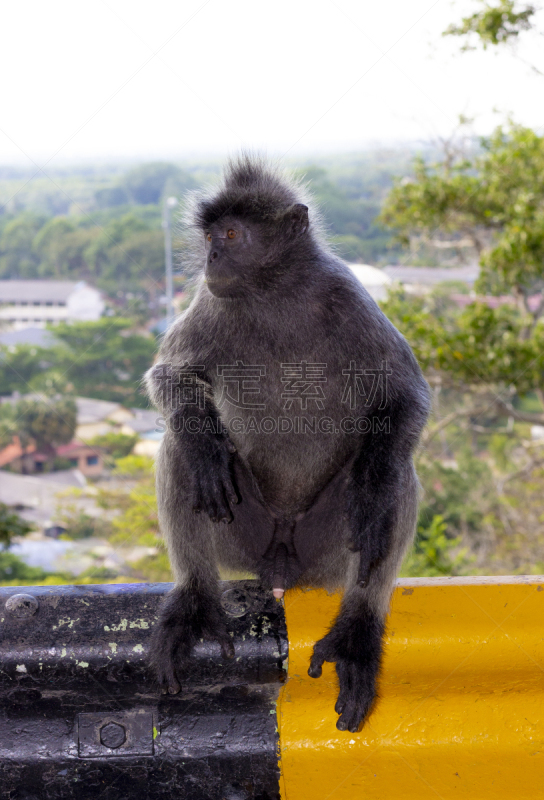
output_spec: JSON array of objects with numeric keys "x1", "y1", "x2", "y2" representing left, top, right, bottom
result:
[{"x1": 283, "y1": 203, "x2": 309, "y2": 236}]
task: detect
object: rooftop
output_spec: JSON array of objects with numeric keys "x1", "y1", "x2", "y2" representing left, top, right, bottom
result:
[
  {"x1": 382, "y1": 265, "x2": 479, "y2": 286},
  {"x1": 125, "y1": 408, "x2": 162, "y2": 434},
  {"x1": 0, "y1": 437, "x2": 35, "y2": 468},
  {"x1": 76, "y1": 397, "x2": 123, "y2": 424},
  {"x1": 56, "y1": 440, "x2": 104, "y2": 457},
  {"x1": 0, "y1": 280, "x2": 84, "y2": 303},
  {"x1": 0, "y1": 327, "x2": 58, "y2": 348},
  {"x1": 0, "y1": 471, "x2": 74, "y2": 513},
  {"x1": 347, "y1": 264, "x2": 392, "y2": 287}
]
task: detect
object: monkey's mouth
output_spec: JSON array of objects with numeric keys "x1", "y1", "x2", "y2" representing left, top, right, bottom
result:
[{"x1": 206, "y1": 276, "x2": 243, "y2": 298}]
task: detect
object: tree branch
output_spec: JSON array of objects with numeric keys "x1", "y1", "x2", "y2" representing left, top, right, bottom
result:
[{"x1": 493, "y1": 397, "x2": 544, "y2": 424}]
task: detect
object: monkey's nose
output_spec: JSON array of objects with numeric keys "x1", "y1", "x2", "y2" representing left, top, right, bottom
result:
[{"x1": 209, "y1": 250, "x2": 218, "y2": 261}]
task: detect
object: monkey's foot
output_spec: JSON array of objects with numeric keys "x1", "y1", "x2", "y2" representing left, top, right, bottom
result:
[
  {"x1": 148, "y1": 587, "x2": 234, "y2": 695},
  {"x1": 309, "y1": 648, "x2": 376, "y2": 732},
  {"x1": 307, "y1": 612, "x2": 383, "y2": 732},
  {"x1": 152, "y1": 626, "x2": 234, "y2": 695}
]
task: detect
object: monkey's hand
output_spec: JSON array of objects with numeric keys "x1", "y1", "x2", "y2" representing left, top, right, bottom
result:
[
  {"x1": 170, "y1": 402, "x2": 239, "y2": 523},
  {"x1": 188, "y1": 434, "x2": 239, "y2": 523},
  {"x1": 308, "y1": 607, "x2": 383, "y2": 732},
  {"x1": 149, "y1": 585, "x2": 234, "y2": 695}
]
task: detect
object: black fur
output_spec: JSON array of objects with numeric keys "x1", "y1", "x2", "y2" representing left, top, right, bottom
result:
[
  {"x1": 146, "y1": 155, "x2": 430, "y2": 731},
  {"x1": 309, "y1": 600, "x2": 385, "y2": 732}
]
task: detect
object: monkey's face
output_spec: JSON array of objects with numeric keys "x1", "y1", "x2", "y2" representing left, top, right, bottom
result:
[{"x1": 204, "y1": 217, "x2": 270, "y2": 298}]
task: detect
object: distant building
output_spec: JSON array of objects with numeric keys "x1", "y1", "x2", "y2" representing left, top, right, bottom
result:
[
  {"x1": 0, "y1": 326, "x2": 58, "y2": 348},
  {"x1": 0, "y1": 437, "x2": 105, "y2": 477},
  {"x1": 0, "y1": 470, "x2": 86, "y2": 531},
  {"x1": 122, "y1": 408, "x2": 164, "y2": 458},
  {"x1": 121, "y1": 408, "x2": 162, "y2": 437},
  {"x1": 347, "y1": 264, "x2": 392, "y2": 302},
  {"x1": 75, "y1": 397, "x2": 134, "y2": 439},
  {"x1": 0, "y1": 280, "x2": 104, "y2": 331},
  {"x1": 55, "y1": 441, "x2": 105, "y2": 477},
  {"x1": 133, "y1": 431, "x2": 163, "y2": 458},
  {"x1": 0, "y1": 436, "x2": 37, "y2": 473},
  {"x1": 382, "y1": 265, "x2": 479, "y2": 294}
]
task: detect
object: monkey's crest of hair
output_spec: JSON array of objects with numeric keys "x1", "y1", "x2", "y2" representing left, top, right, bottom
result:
[
  {"x1": 179, "y1": 154, "x2": 328, "y2": 277},
  {"x1": 195, "y1": 154, "x2": 303, "y2": 228}
]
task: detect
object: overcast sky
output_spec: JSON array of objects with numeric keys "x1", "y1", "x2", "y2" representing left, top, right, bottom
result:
[{"x1": 1, "y1": 0, "x2": 543, "y2": 166}]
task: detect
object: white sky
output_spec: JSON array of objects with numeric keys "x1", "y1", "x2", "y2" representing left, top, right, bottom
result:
[{"x1": 1, "y1": 0, "x2": 543, "y2": 166}]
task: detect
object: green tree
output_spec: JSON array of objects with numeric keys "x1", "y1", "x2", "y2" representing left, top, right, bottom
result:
[
  {"x1": 401, "y1": 516, "x2": 471, "y2": 577},
  {"x1": 444, "y1": 1, "x2": 537, "y2": 50},
  {"x1": 89, "y1": 432, "x2": 138, "y2": 460},
  {"x1": 0, "y1": 213, "x2": 47, "y2": 277},
  {"x1": 95, "y1": 455, "x2": 172, "y2": 582},
  {"x1": 379, "y1": 122, "x2": 544, "y2": 574},
  {"x1": 0, "y1": 343, "x2": 56, "y2": 396},
  {"x1": 121, "y1": 162, "x2": 195, "y2": 205},
  {"x1": 380, "y1": 123, "x2": 544, "y2": 343},
  {"x1": 51, "y1": 318, "x2": 156, "y2": 407},
  {"x1": 0, "y1": 503, "x2": 32, "y2": 548},
  {"x1": 0, "y1": 319, "x2": 155, "y2": 407},
  {"x1": 0, "y1": 396, "x2": 76, "y2": 461},
  {"x1": 83, "y1": 213, "x2": 165, "y2": 300}
]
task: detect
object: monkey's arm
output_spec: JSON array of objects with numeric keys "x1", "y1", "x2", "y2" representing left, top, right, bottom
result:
[
  {"x1": 147, "y1": 362, "x2": 238, "y2": 523},
  {"x1": 345, "y1": 386, "x2": 428, "y2": 586}
]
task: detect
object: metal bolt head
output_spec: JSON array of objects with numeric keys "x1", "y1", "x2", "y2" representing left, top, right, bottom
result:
[
  {"x1": 221, "y1": 588, "x2": 253, "y2": 618},
  {"x1": 100, "y1": 722, "x2": 126, "y2": 749},
  {"x1": 5, "y1": 594, "x2": 39, "y2": 618}
]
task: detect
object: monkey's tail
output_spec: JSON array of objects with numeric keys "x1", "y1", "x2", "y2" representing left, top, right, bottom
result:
[{"x1": 272, "y1": 543, "x2": 288, "y2": 599}]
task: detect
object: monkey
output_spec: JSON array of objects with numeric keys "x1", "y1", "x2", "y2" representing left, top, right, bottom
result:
[{"x1": 145, "y1": 155, "x2": 430, "y2": 733}]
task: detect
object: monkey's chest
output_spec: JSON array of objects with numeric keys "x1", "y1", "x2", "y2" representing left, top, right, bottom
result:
[{"x1": 212, "y1": 364, "x2": 355, "y2": 510}]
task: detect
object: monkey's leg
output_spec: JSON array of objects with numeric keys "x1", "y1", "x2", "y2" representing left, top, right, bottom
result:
[
  {"x1": 308, "y1": 465, "x2": 419, "y2": 732},
  {"x1": 149, "y1": 433, "x2": 235, "y2": 694},
  {"x1": 344, "y1": 398, "x2": 426, "y2": 586}
]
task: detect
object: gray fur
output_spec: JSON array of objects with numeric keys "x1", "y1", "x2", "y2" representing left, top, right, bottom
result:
[{"x1": 145, "y1": 155, "x2": 430, "y2": 731}]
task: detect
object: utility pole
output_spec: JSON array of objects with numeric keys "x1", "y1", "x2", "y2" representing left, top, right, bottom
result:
[{"x1": 163, "y1": 196, "x2": 178, "y2": 327}]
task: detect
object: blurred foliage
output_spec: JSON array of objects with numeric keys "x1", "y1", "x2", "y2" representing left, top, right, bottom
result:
[
  {"x1": 378, "y1": 121, "x2": 544, "y2": 575},
  {"x1": 95, "y1": 455, "x2": 172, "y2": 582},
  {"x1": 0, "y1": 395, "x2": 76, "y2": 454},
  {"x1": 0, "y1": 152, "x2": 420, "y2": 301},
  {"x1": 381, "y1": 123, "x2": 544, "y2": 296},
  {"x1": 444, "y1": 1, "x2": 536, "y2": 50},
  {"x1": 89, "y1": 432, "x2": 137, "y2": 460},
  {"x1": 121, "y1": 162, "x2": 196, "y2": 205},
  {"x1": 0, "y1": 503, "x2": 32, "y2": 549},
  {"x1": 56, "y1": 506, "x2": 114, "y2": 540},
  {"x1": 0, "y1": 551, "x2": 64, "y2": 585},
  {"x1": 401, "y1": 515, "x2": 472, "y2": 577},
  {"x1": 0, "y1": 318, "x2": 156, "y2": 407},
  {"x1": 380, "y1": 123, "x2": 544, "y2": 393}
]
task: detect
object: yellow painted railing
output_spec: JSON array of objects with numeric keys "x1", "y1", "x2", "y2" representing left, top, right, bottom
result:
[{"x1": 278, "y1": 576, "x2": 544, "y2": 799}]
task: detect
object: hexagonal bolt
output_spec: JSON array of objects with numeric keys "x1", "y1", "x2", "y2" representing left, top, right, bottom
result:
[{"x1": 100, "y1": 721, "x2": 127, "y2": 749}]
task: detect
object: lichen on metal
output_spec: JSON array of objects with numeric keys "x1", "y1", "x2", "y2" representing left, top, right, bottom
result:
[
  {"x1": 0, "y1": 580, "x2": 287, "y2": 799},
  {"x1": 1, "y1": 577, "x2": 542, "y2": 798}
]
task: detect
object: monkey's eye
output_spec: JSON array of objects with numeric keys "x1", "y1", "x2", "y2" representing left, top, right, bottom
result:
[
  {"x1": 227, "y1": 229, "x2": 236, "y2": 239},
  {"x1": 206, "y1": 233, "x2": 212, "y2": 242}
]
